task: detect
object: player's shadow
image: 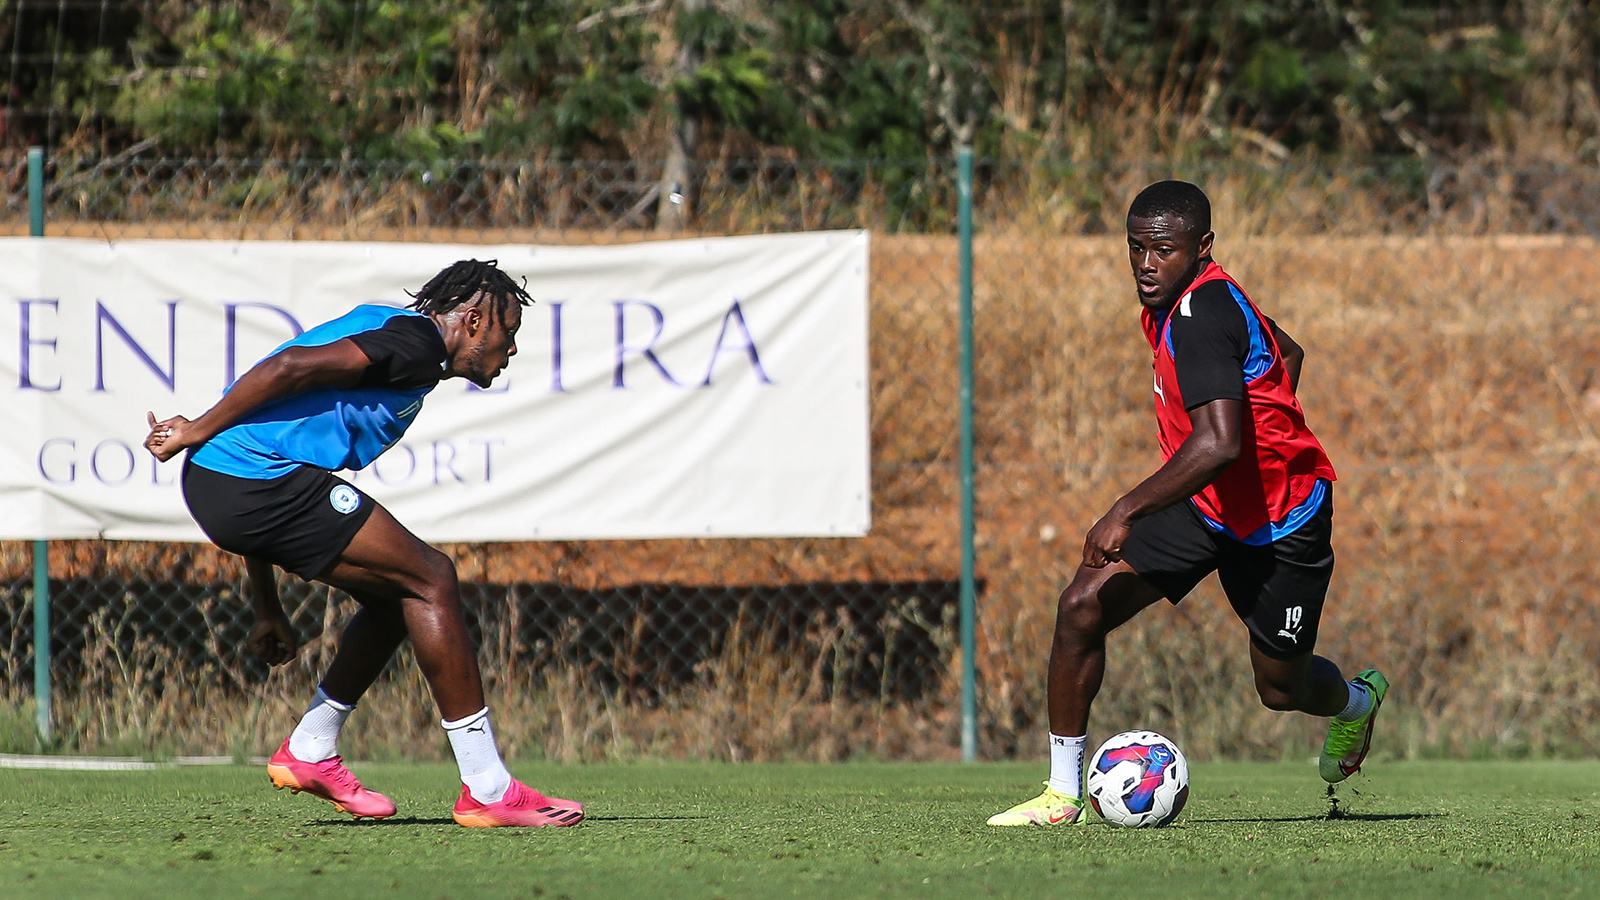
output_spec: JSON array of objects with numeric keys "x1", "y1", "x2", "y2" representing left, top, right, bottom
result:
[
  {"x1": 316, "y1": 816, "x2": 457, "y2": 826},
  {"x1": 313, "y1": 814, "x2": 709, "y2": 826},
  {"x1": 1188, "y1": 812, "x2": 1445, "y2": 824},
  {"x1": 583, "y1": 815, "x2": 708, "y2": 822}
]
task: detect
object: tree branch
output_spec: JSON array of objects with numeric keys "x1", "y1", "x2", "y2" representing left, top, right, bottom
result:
[{"x1": 575, "y1": 0, "x2": 669, "y2": 34}]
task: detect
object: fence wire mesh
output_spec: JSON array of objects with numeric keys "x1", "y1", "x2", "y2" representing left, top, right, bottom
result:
[
  {"x1": 0, "y1": 155, "x2": 973, "y2": 761},
  {"x1": 4, "y1": 155, "x2": 1600, "y2": 762},
  {"x1": 13, "y1": 156, "x2": 1600, "y2": 238},
  {"x1": 2, "y1": 574, "x2": 958, "y2": 702},
  {"x1": 1, "y1": 157, "x2": 961, "y2": 237}
]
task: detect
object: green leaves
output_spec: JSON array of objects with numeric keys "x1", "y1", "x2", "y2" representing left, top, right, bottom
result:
[
  {"x1": 678, "y1": 47, "x2": 774, "y2": 127},
  {"x1": 0, "y1": 0, "x2": 1577, "y2": 163}
]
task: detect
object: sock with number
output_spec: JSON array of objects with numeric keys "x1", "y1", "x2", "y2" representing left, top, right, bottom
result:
[{"x1": 1047, "y1": 733, "x2": 1086, "y2": 798}]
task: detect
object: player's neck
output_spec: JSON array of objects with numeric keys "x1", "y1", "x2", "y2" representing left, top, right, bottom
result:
[{"x1": 1180, "y1": 257, "x2": 1217, "y2": 292}]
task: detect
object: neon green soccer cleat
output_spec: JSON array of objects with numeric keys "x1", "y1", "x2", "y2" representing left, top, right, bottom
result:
[
  {"x1": 1320, "y1": 669, "x2": 1389, "y2": 784},
  {"x1": 985, "y1": 782, "x2": 1085, "y2": 827}
]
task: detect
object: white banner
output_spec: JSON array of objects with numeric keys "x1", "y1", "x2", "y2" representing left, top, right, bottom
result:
[{"x1": 0, "y1": 233, "x2": 870, "y2": 541}]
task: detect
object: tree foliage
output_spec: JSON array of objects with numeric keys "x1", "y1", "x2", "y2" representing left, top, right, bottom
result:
[{"x1": 0, "y1": 0, "x2": 1587, "y2": 162}]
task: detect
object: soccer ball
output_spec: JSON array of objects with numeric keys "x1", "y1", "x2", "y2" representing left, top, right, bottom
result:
[{"x1": 1085, "y1": 730, "x2": 1190, "y2": 828}]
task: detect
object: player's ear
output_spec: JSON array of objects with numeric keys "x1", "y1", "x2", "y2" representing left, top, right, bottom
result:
[{"x1": 1197, "y1": 230, "x2": 1215, "y2": 258}]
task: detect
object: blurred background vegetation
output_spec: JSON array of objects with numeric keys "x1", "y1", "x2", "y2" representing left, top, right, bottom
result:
[
  {"x1": 9, "y1": 2, "x2": 1600, "y2": 761},
  {"x1": 3, "y1": 0, "x2": 1592, "y2": 168}
]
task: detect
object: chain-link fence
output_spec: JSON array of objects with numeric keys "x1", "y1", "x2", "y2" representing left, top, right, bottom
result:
[
  {"x1": 6, "y1": 154, "x2": 1600, "y2": 762},
  {"x1": 0, "y1": 154, "x2": 975, "y2": 761},
  {"x1": 0, "y1": 156, "x2": 961, "y2": 237},
  {"x1": 11, "y1": 156, "x2": 1600, "y2": 238},
  {"x1": 1, "y1": 574, "x2": 957, "y2": 700}
]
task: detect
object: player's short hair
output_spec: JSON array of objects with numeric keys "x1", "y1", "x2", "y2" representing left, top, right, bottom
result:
[
  {"x1": 1127, "y1": 180, "x2": 1211, "y2": 236},
  {"x1": 407, "y1": 259, "x2": 532, "y2": 325}
]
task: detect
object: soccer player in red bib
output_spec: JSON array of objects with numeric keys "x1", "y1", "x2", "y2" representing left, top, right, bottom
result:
[{"x1": 987, "y1": 181, "x2": 1388, "y2": 826}]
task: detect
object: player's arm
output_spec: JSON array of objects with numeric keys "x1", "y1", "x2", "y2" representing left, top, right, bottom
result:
[
  {"x1": 1267, "y1": 317, "x2": 1304, "y2": 393},
  {"x1": 243, "y1": 556, "x2": 298, "y2": 666},
  {"x1": 1083, "y1": 282, "x2": 1249, "y2": 567},
  {"x1": 1082, "y1": 400, "x2": 1242, "y2": 568},
  {"x1": 144, "y1": 340, "x2": 374, "y2": 462}
]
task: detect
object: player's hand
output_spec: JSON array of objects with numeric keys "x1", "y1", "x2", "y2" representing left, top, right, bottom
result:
[
  {"x1": 1082, "y1": 508, "x2": 1133, "y2": 568},
  {"x1": 246, "y1": 613, "x2": 299, "y2": 667},
  {"x1": 144, "y1": 411, "x2": 196, "y2": 462}
]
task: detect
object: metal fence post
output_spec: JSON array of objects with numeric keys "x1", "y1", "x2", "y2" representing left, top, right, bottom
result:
[
  {"x1": 956, "y1": 147, "x2": 977, "y2": 762},
  {"x1": 28, "y1": 146, "x2": 51, "y2": 745}
]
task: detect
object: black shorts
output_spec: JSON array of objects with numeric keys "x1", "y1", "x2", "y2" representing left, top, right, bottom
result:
[
  {"x1": 1119, "y1": 492, "x2": 1335, "y2": 660},
  {"x1": 182, "y1": 459, "x2": 375, "y2": 579}
]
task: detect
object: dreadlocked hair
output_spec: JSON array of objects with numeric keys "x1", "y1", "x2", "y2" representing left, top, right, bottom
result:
[{"x1": 406, "y1": 259, "x2": 533, "y2": 325}]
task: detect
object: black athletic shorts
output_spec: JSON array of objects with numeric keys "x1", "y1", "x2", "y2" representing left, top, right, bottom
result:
[
  {"x1": 182, "y1": 459, "x2": 375, "y2": 579},
  {"x1": 1119, "y1": 492, "x2": 1334, "y2": 660}
]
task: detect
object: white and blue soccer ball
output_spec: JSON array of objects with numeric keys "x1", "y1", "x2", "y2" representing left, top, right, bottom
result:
[{"x1": 1085, "y1": 730, "x2": 1190, "y2": 828}]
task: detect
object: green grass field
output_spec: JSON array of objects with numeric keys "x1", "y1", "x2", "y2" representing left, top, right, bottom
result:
[{"x1": 2, "y1": 760, "x2": 1597, "y2": 899}]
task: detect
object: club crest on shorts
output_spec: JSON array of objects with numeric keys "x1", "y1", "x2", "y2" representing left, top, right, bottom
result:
[{"x1": 329, "y1": 485, "x2": 361, "y2": 515}]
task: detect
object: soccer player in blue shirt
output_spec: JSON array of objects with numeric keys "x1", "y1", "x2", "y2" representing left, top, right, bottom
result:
[{"x1": 145, "y1": 259, "x2": 583, "y2": 827}]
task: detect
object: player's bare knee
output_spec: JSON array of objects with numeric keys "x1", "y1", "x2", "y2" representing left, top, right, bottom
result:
[
  {"x1": 1054, "y1": 584, "x2": 1104, "y2": 639},
  {"x1": 411, "y1": 547, "x2": 461, "y2": 607}
]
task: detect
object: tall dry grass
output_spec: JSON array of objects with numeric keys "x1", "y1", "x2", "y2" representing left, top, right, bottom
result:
[
  {"x1": 964, "y1": 232, "x2": 1600, "y2": 760},
  {"x1": 5, "y1": 224, "x2": 1600, "y2": 764},
  {"x1": 0, "y1": 586, "x2": 959, "y2": 763}
]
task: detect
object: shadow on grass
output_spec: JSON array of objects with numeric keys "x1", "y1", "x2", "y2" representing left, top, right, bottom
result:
[
  {"x1": 1187, "y1": 813, "x2": 1445, "y2": 824},
  {"x1": 584, "y1": 815, "x2": 709, "y2": 822},
  {"x1": 312, "y1": 814, "x2": 711, "y2": 826},
  {"x1": 316, "y1": 816, "x2": 457, "y2": 826}
]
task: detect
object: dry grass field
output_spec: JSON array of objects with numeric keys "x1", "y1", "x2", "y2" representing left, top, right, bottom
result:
[
  {"x1": 5, "y1": 227, "x2": 1600, "y2": 764},
  {"x1": 960, "y1": 232, "x2": 1600, "y2": 761}
]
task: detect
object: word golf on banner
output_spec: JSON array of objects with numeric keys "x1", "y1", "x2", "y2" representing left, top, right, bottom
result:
[{"x1": 0, "y1": 233, "x2": 871, "y2": 541}]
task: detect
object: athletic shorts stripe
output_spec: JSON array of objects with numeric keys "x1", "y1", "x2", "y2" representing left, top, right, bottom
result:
[
  {"x1": 182, "y1": 459, "x2": 375, "y2": 579},
  {"x1": 1119, "y1": 491, "x2": 1334, "y2": 660}
]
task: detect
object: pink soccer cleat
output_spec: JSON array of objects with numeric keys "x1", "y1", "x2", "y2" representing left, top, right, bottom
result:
[
  {"x1": 266, "y1": 738, "x2": 397, "y2": 820},
  {"x1": 452, "y1": 778, "x2": 584, "y2": 827}
]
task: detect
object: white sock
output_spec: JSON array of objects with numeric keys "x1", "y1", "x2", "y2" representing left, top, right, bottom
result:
[
  {"x1": 1333, "y1": 680, "x2": 1373, "y2": 723},
  {"x1": 442, "y1": 707, "x2": 512, "y2": 804},
  {"x1": 288, "y1": 686, "x2": 355, "y2": 763},
  {"x1": 1047, "y1": 733, "x2": 1086, "y2": 798}
]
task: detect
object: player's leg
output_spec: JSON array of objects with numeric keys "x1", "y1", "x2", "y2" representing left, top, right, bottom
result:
[
  {"x1": 1219, "y1": 492, "x2": 1387, "y2": 783},
  {"x1": 317, "y1": 600, "x2": 410, "y2": 704},
  {"x1": 317, "y1": 503, "x2": 583, "y2": 827},
  {"x1": 1248, "y1": 644, "x2": 1387, "y2": 783},
  {"x1": 285, "y1": 598, "x2": 407, "y2": 761},
  {"x1": 989, "y1": 503, "x2": 1217, "y2": 827},
  {"x1": 318, "y1": 509, "x2": 483, "y2": 718},
  {"x1": 986, "y1": 557, "x2": 1174, "y2": 827},
  {"x1": 179, "y1": 465, "x2": 402, "y2": 819},
  {"x1": 1047, "y1": 563, "x2": 1168, "y2": 736},
  {"x1": 268, "y1": 595, "x2": 406, "y2": 819},
  {"x1": 1247, "y1": 646, "x2": 1349, "y2": 715}
]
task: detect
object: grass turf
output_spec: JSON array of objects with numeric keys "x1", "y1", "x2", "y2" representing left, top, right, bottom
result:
[{"x1": 1, "y1": 760, "x2": 1597, "y2": 899}]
